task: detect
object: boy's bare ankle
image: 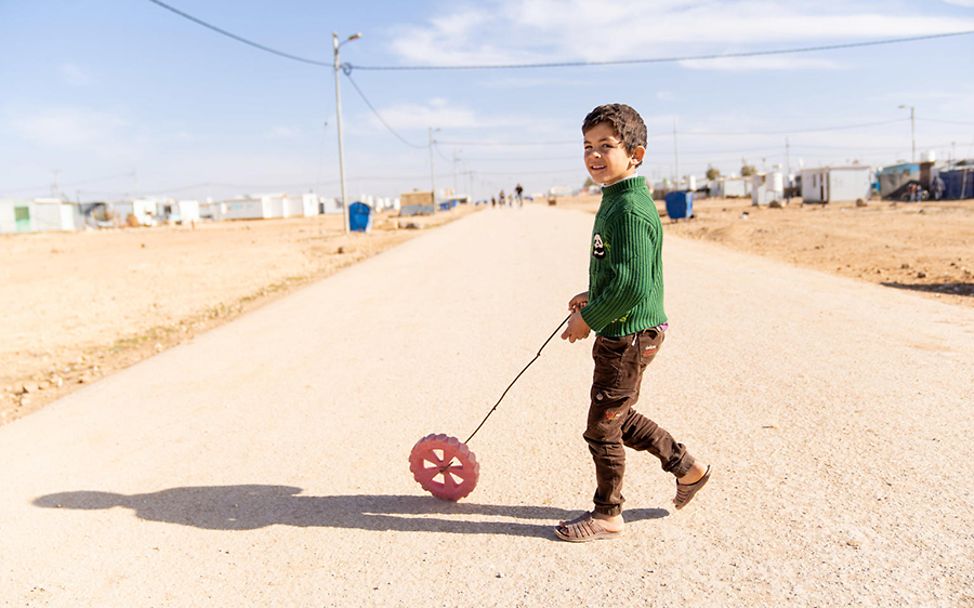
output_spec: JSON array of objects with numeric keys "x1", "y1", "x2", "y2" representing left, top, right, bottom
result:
[
  {"x1": 590, "y1": 512, "x2": 625, "y2": 531},
  {"x1": 678, "y1": 461, "x2": 708, "y2": 485}
]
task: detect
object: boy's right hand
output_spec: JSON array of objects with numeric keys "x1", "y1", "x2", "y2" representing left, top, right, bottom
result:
[{"x1": 568, "y1": 291, "x2": 589, "y2": 313}]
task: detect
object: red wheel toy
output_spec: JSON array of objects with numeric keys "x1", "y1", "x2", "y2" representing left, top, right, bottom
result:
[
  {"x1": 409, "y1": 316, "x2": 570, "y2": 502},
  {"x1": 409, "y1": 434, "x2": 479, "y2": 501}
]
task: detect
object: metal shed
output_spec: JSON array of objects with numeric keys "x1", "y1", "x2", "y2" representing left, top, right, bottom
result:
[
  {"x1": 800, "y1": 166, "x2": 871, "y2": 204},
  {"x1": 940, "y1": 167, "x2": 974, "y2": 200},
  {"x1": 876, "y1": 163, "x2": 919, "y2": 198}
]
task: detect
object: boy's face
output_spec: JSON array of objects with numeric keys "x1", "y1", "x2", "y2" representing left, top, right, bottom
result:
[{"x1": 583, "y1": 122, "x2": 645, "y2": 186}]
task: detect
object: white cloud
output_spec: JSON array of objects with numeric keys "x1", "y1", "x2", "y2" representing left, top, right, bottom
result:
[
  {"x1": 477, "y1": 76, "x2": 593, "y2": 89},
  {"x1": 387, "y1": 1, "x2": 974, "y2": 68},
  {"x1": 943, "y1": 0, "x2": 974, "y2": 6},
  {"x1": 389, "y1": 8, "x2": 543, "y2": 67},
  {"x1": 366, "y1": 98, "x2": 520, "y2": 130},
  {"x1": 59, "y1": 63, "x2": 90, "y2": 86}
]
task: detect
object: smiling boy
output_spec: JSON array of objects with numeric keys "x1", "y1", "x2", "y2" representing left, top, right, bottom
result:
[{"x1": 555, "y1": 104, "x2": 711, "y2": 542}]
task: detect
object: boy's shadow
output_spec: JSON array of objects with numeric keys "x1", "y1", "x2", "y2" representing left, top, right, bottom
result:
[{"x1": 33, "y1": 485, "x2": 668, "y2": 540}]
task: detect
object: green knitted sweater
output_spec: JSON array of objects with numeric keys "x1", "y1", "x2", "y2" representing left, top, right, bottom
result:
[{"x1": 579, "y1": 176, "x2": 667, "y2": 337}]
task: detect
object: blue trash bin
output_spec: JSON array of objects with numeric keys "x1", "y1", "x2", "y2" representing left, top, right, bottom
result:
[
  {"x1": 664, "y1": 191, "x2": 693, "y2": 220},
  {"x1": 348, "y1": 202, "x2": 371, "y2": 232}
]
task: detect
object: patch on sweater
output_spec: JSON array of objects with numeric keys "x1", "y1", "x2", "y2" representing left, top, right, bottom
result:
[{"x1": 592, "y1": 233, "x2": 606, "y2": 259}]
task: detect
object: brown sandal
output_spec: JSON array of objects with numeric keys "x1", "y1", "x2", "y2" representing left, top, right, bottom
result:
[
  {"x1": 673, "y1": 465, "x2": 711, "y2": 510},
  {"x1": 554, "y1": 512, "x2": 624, "y2": 543}
]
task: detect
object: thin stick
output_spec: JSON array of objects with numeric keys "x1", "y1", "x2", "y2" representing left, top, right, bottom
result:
[{"x1": 464, "y1": 315, "x2": 572, "y2": 445}]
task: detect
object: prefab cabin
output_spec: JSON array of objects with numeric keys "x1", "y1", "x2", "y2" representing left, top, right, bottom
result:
[{"x1": 800, "y1": 166, "x2": 871, "y2": 203}]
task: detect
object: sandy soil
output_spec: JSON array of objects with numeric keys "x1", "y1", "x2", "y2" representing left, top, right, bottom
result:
[
  {"x1": 556, "y1": 194, "x2": 974, "y2": 306},
  {"x1": 0, "y1": 207, "x2": 478, "y2": 423},
  {"x1": 5, "y1": 193, "x2": 973, "y2": 426}
]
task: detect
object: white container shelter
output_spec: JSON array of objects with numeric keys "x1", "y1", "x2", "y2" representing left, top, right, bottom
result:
[
  {"x1": 176, "y1": 200, "x2": 200, "y2": 223},
  {"x1": 720, "y1": 176, "x2": 749, "y2": 198},
  {"x1": 0, "y1": 199, "x2": 23, "y2": 233},
  {"x1": 301, "y1": 193, "x2": 320, "y2": 217},
  {"x1": 800, "y1": 166, "x2": 871, "y2": 203},
  {"x1": 30, "y1": 198, "x2": 78, "y2": 231},
  {"x1": 219, "y1": 196, "x2": 272, "y2": 220},
  {"x1": 131, "y1": 198, "x2": 159, "y2": 225},
  {"x1": 752, "y1": 171, "x2": 785, "y2": 205}
]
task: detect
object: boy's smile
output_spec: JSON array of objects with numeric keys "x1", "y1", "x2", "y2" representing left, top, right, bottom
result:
[{"x1": 583, "y1": 122, "x2": 645, "y2": 186}]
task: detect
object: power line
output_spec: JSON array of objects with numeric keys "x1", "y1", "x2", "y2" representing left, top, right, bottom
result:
[
  {"x1": 675, "y1": 118, "x2": 909, "y2": 136},
  {"x1": 147, "y1": 0, "x2": 969, "y2": 78},
  {"x1": 349, "y1": 31, "x2": 974, "y2": 71},
  {"x1": 5, "y1": 172, "x2": 137, "y2": 194},
  {"x1": 432, "y1": 142, "x2": 452, "y2": 163},
  {"x1": 475, "y1": 168, "x2": 583, "y2": 176},
  {"x1": 342, "y1": 70, "x2": 426, "y2": 148},
  {"x1": 438, "y1": 139, "x2": 577, "y2": 146},
  {"x1": 436, "y1": 118, "x2": 912, "y2": 148},
  {"x1": 918, "y1": 117, "x2": 974, "y2": 126},
  {"x1": 145, "y1": 0, "x2": 329, "y2": 67},
  {"x1": 455, "y1": 154, "x2": 580, "y2": 162}
]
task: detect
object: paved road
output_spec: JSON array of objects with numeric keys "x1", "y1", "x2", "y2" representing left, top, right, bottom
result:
[{"x1": 2, "y1": 206, "x2": 972, "y2": 607}]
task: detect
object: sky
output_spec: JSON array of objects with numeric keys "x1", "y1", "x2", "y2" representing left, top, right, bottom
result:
[{"x1": 2, "y1": 0, "x2": 974, "y2": 202}]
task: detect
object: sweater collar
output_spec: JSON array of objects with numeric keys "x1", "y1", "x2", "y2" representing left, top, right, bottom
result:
[{"x1": 602, "y1": 175, "x2": 646, "y2": 196}]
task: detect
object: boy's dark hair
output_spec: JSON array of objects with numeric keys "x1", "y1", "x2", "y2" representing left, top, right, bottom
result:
[{"x1": 582, "y1": 104, "x2": 647, "y2": 166}]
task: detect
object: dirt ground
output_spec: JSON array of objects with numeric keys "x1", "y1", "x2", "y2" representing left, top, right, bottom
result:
[
  {"x1": 557, "y1": 194, "x2": 974, "y2": 305},
  {"x1": 4, "y1": 194, "x2": 973, "y2": 425},
  {"x1": 0, "y1": 207, "x2": 477, "y2": 424},
  {"x1": 3, "y1": 206, "x2": 971, "y2": 606}
]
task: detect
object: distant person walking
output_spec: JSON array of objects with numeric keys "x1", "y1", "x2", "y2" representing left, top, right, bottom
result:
[
  {"x1": 515, "y1": 183, "x2": 524, "y2": 207},
  {"x1": 499, "y1": 190, "x2": 507, "y2": 207}
]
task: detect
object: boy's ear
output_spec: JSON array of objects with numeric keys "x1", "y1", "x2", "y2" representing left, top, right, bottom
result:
[{"x1": 631, "y1": 145, "x2": 646, "y2": 166}]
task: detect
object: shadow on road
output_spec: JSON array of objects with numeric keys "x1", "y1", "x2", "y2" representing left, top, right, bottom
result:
[
  {"x1": 881, "y1": 281, "x2": 974, "y2": 297},
  {"x1": 33, "y1": 485, "x2": 668, "y2": 540}
]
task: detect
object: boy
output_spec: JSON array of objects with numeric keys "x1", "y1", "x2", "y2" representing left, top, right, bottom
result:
[{"x1": 555, "y1": 104, "x2": 710, "y2": 542}]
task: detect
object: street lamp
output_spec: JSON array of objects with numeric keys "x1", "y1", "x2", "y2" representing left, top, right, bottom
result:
[
  {"x1": 898, "y1": 104, "x2": 916, "y2": 163},
  {"x1": 333, "y1": 32, "x2": 362, "y2": 234},
  {"x1": 428, "y1": 127, "x2": 440, "y2": 214}
]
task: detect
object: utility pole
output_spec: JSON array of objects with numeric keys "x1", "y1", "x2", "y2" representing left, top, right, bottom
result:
[
  {"x1": 899, "y1": 104, "x2": 916, "y2": 163},
  {"x1": 672, "y1": 118, "x2": 679, "y2": 189},
  {"x1": 452, "y1": 150, "x2": 460, "y2": 196},
  {"x1": 428, "y1": 127, "x2": 437, "y2": 214},
  {"x1": 51, "y1": 169, "x2": 60, "y2": 198},
  {"x1": 333, "y1": 32, "x2": 362, "y2": 234},
  {"x1": 785, "y1": 136, "x2": 791, "y2": 204}
]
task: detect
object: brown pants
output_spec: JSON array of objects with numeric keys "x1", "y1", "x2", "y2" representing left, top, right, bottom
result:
[{"x1": 585, "y1": 328, "x2": 694, "y2": 516}]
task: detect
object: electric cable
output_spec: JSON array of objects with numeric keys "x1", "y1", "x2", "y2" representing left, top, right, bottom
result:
[
  {"x1": 433, "y1": 142, "x2": 452, "y2": 163},
  {"x1": 146, "y1": 0, "x2": 329, "y2": 67},
  {"x1": 435, "y1": 119, "x2": 912, "y2": 148},
  {"x1": 342, "y1": 70, "x2": 427, "y2": 149},
  {"x1": 918, "y1": 118, "x2": 974, "y2": 126},
  {"x1": 7, "y1": 172, "x2": 138, "y2": 194},
  {"x1": 350, "y1": 31, "x2": 974, "y2": 71}
]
